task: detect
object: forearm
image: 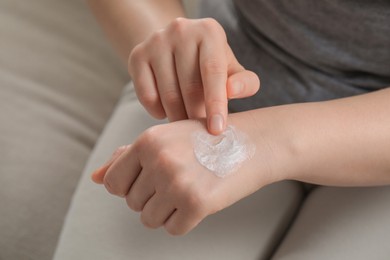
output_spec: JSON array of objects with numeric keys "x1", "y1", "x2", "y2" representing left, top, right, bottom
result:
[
  {"x1": 87, "y1": 0, "x2": 185, "y2": 62},
  {"x1": 293, "y1": 88, "x2": 390, "y2": 186},
  {"x1": 241, "y1": 88, "x2": 390, "y2": 187}
]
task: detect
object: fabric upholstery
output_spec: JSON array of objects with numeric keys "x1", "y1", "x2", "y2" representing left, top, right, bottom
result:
[
  {"x1": 272, "y1": 186, "x2": 390, "y2": 260},
  {"x1": 0, "y1": 0, "x2": 127, "y2": 259}
]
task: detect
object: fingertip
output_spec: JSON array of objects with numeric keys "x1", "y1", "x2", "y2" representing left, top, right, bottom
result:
[{"x1": 91, "y1": 167, "x2": 105, "y2": 184}]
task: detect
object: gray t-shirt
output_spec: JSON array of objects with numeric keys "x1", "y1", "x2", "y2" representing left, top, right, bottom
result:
[{"x1": 199, "y1": 0, "x2": 390, "y2": 111}]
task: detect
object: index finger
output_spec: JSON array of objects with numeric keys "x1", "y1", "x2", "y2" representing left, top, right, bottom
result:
[{"x1": 199, "y1": 28, "x2": 228, "y2": 135}]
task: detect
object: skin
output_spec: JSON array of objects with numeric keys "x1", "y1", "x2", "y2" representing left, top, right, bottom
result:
[
  {"x1": 129, "y1": 17, "x2": 259, "y2": 133},
  {"x1": 92, "y1": 113, "x2": 286, "y2": 235},
  {"x1": 87, "y1": 0, "x2": 259, "y2": 134},
  {"x1": 88, "y1": 0, "x2": 390, "y2": 235}
]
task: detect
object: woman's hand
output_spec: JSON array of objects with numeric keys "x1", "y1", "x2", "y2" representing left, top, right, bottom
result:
[
  {"x1": 91, "y1": 86, "x2": 390, "y2": 236},
  {"x1": 128, "y1": 18, "x2": 260, "y2": 135},
  {"x1": 92, "y1": 113, "x2": 283, "y2": 235}
]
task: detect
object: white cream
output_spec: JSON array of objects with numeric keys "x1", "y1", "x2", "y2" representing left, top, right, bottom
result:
[{"x1": 193, "y1": 125, "x2": 255, "y2": 178}]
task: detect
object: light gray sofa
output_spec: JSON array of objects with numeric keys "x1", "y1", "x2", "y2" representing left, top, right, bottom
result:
[
  {"x1": 0, "y1": 0, "x2": 127, "y2": 258},
  {"x1": 1, "y1": 1, "x2": 390, "y2": 260}
]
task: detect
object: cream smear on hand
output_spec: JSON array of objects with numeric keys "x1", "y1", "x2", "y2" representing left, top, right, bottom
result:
[{"x1": 193, "y1": 125, "x2": 255, "y2": 178}]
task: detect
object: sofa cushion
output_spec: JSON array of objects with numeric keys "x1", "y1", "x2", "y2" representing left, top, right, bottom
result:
[{"x1": 0, "y1": 0, "x2": 127, "y2": 259}]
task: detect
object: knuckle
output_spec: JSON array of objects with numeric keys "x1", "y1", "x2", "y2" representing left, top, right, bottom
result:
[
  {"x1": 202, "y1": 58, "x2": 226, "y2": 76},
  {"x1": 165, "y1": 224, "x2": 186, "y2": 236},
  {"x1": 170, "y1": 17, "x2": 188, "y2": 34},
  {"x1": 140, "y1": 214, "x2": 158, "y2": 229},
  {"x1": 150, "y1": 29, "x2": 166, "y2": 45},
  {"x1": 103, "y1": 174, "x2": 119, "y2": 196},
  {"x1": 140, "y1": 126, "x2": 160, "y2": 146},
  {"x1": 103, "y1": 179, "x2": 113, "y2": 194},
  {"x1": 135, "y1": 89, "x2": 165, "y2": 119},
  {"x1": 155, "y1": 148, "x2": 176, "y2": 169},
  {"x1": 141, "y1": 218, "x2": 153, "y2": 228},
  {"x1": 128, "y1": 45, "x2": 143, "y2": 72},
  {"x1": 125, "y1": 195, "x2": 142, "y2": 212},
  {"x1": 205, "y1": 98, "x2": 227, "y2": 110},
  {"x1": 181, "y1": 81, "x2": 203, "y2": 95},
  {"x1": 137, "y1": 90, "x2": 160, "y2": 108},
  {"x1": 161, "y1": 88, "x2": 182, "y2": 105},
  {"x1": 159, "y1": 168, "x2": 187, "y2": 193},
  {"x1": 128, "y1": 46, "x2": 151, "y2": 78},
  {"x1": 200, "y1": 18, "x2": 225, "y2": 36}
]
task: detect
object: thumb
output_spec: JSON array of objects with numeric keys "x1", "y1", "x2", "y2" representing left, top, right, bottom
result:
[
  {"x1": 226, "y1": 45, "x2": 260, "y2": 99},
  {"x1": 91, "y1": 145, "x2": 130, "y2": 184},
  {"x1": 227, "y1": 70, "x2": 260, "y2": 99}
]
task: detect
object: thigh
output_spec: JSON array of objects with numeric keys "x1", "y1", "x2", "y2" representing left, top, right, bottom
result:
[
  {"x1": 272, "y1": 186, "x2": 390, "y2": 260},
  {"x1": 54, "y1": 85, "x2": 304, "y2": 260}
]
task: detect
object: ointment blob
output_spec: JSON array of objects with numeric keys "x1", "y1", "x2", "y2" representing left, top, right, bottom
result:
[{"x1": 193, "y1": 125, "x2": 255, "y2": 178}]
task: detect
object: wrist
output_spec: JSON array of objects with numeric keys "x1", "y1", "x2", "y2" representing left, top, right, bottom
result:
[{"x1": 228, "y1": 106, "x2": 302, "y2": 188}]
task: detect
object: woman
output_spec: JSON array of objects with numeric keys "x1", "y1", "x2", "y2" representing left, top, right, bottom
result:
[{"x1": 54, "y1": 1, "x2": 390, "y2": 259}]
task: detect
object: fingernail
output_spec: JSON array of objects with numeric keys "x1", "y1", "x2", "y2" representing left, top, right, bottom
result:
[
  {"x1": 230, "y1": 81, "x2": 243, "y2": 97},
  {"x1": 210, "y1": 114, "x2": 224, "y2": 134}
]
